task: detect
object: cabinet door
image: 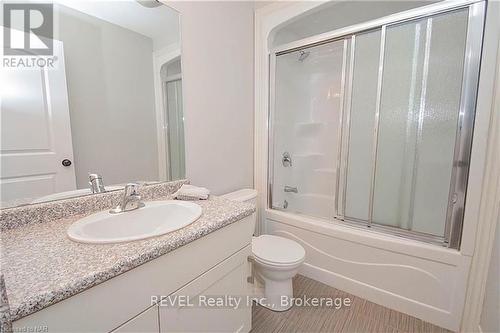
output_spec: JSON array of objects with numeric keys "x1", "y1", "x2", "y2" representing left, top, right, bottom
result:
[
  {"x1": 159, "y1": 245, "x2": 252, "y2": 333},
  {"x1": 112, "y1": 306, "x2": 159, "y2": 333}
]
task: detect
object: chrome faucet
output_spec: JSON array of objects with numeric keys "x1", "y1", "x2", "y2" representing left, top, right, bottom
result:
[
  {"x1": 284, "y1": 185, "x2": 298, "y2": 193},
  {"x1": 110, "y1": 183, "x2": 145, "y2": 214},
  {"x1": 89, "y1": 173, "x2": 106, "y2": 194}
]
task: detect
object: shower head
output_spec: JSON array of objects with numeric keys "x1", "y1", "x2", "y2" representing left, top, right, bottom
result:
[{"x1": 298, "y1": 51, "x2": 310, "y2": 62}]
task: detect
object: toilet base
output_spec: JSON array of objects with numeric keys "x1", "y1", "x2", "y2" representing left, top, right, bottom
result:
[{"x1": 253, "y1": 276, "x2": 294, "y2": 312}]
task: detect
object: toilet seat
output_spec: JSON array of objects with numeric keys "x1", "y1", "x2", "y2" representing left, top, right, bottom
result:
[
  {"x1": 253, "y1": 255, "x2": 303, "y2": 268},
  {"x1": 252, "y1": 235, "x2": 305, "y2": 267}
]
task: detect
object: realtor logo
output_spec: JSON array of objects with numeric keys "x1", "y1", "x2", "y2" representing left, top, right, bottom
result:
[{"x1": 3, "y1": 3, "x2": 53, "y2": 55}]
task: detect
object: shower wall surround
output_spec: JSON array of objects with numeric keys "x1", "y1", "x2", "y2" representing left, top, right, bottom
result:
[{"x1": 269, "y1": 3, "x2": 484, "y2": 248}]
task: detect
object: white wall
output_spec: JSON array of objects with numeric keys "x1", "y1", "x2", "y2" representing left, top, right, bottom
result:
[
  {"x1": 167, "y1": 1, "x2": 255, "y2": 195},
  {"x1": 58, "y1": 6, "x2": 159, "y2": 188},
  {"x1": 480, "y1": 221, "x2": 500, "y2": 333}
]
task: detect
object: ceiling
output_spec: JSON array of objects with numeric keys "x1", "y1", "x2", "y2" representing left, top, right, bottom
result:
[{"x1": 55, "y1": 0, "x2": 180, "y2": 51}]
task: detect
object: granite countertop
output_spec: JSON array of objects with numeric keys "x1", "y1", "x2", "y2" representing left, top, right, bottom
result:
[{"x1": 1, "y1": 196, "x2": 255, "y2": 322}]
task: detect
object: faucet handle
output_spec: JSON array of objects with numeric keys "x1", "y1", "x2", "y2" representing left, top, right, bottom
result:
[
  {"x1": 124, "y1": 183, "x2": 140, "y2": 196},
  {"x1": 110, "y1": 183, "x2": 144, "y2": 214},
  {"x1": 89, "y1": 173, "x2": 102, "y2": 181},
  {"x1": 88, "y1": 173, "x2": 105, "y2": 193}
]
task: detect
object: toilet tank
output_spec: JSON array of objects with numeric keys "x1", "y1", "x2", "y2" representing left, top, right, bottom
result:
[
  {"x1": 222, "y1": 189, "x2": 259, "y2": 235},
  {"x1": 221, "y1": 189, "x2": 257, "y2": 205}
]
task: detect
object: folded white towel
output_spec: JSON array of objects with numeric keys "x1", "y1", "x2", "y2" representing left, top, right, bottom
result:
[{"x1": 173, "y1": 184, "x2": 210, "y2": 200}]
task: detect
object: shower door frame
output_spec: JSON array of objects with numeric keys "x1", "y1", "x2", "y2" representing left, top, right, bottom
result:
[
  {"x1": 163, "y1": 75, "x2": 185, "y2": 181},
  {"x1": 268, "y1": 0, "x2": 486, "y2": 249}
]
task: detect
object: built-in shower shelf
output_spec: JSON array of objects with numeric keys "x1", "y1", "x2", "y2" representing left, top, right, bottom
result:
[
  {"x1": 302, "y1": 193, "x2": 333, "y2": 199},
  {"x1": 314, "y1": 168, "x2": 336, "y2": 174},
  {"x1": 293, "y1": 153, "x2": 325, "y2": 169},
  {"x1": 295, "y1": 122, "x2": 327, "y2": 136},
  {"x1": 295, "y1": 121, "x2": 327, "y2": 127},
  {"x1": 294, "y1": 153, "x2": 324, "y2": 158},
  {"x1": 285, "y1": 192, "x2": 334, "y2": 201}
]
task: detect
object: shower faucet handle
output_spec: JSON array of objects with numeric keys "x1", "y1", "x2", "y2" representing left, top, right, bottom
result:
[{"x1": 282, "y1": 152, "x2": 292, "y2": 167}]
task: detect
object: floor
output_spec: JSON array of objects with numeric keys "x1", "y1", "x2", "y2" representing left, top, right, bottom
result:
[{"x1": 251, "y1": 275, "x2": 452, "y2": 333}]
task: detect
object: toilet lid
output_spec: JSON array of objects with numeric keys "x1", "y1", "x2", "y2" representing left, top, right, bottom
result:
[{"x1": 252, "y1": 235, "x2": 305, "y2": 265}]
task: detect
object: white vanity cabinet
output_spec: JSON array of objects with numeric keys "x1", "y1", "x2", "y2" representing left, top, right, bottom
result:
[
  {"x1": 159, "y1": 246, "x2": 252, "y2": 333},
  {"x1": 112, "y1": 306, "x2": 159, "y2": 333},
  {"x1": 12, "y1": 215, "x2": 255, "y2": 333}
]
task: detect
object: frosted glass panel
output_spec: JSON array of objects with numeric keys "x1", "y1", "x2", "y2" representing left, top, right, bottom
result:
[
  {"x1": 272, "y1": 40, "x2": 345, "y2": 219},
  {"x1": 372, "y1": 19, "x2": 427, "y2": 228},
  {"x1": 344, "y1": 30, "x2": 381, "y2": 221},
  {"x1": 372, "y1": 9, "x2": 468, "y2": 237},
  {"x1": 412, "y1": 10, "x2": 468, "y2": 236}
]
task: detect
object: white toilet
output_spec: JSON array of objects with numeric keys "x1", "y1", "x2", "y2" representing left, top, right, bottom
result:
[{"x1": 221, "y1": 189, "x2": 305, "y2": 311}]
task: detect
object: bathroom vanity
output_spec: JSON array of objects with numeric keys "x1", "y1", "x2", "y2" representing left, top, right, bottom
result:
[{"x1": 0, "y1": 181, "x2": 256, "y2": 333}]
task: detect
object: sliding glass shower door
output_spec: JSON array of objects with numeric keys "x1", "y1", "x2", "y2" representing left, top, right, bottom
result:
[
  {"x1": 269, "y1": 2, "x2": 485, "y2": 248},
  {"x1": 373, "y1": 11, "x2": 468, "y2": 237}
]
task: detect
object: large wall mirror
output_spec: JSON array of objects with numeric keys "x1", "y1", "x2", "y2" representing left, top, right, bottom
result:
[{"x1": 1, "y1": 0, "x2": 184, "y2": 208}]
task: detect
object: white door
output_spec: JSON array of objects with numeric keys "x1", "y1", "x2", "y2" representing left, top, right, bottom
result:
[{"x1": 0, "y1": 40, "x2": 76, "y2": 206}]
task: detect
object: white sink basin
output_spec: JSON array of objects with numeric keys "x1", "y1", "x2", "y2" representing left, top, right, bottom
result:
[{"x1": 67, "y1": 200, "x2": 202, "y2": 244}]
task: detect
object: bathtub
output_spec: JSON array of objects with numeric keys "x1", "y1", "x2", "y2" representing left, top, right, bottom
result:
[{"x1": 261, "y1": 208, "x2": 471, "y2": 331}]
